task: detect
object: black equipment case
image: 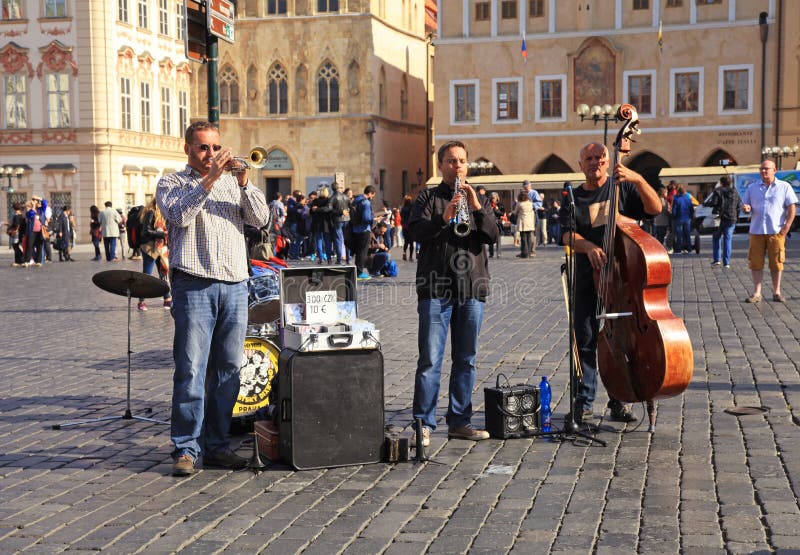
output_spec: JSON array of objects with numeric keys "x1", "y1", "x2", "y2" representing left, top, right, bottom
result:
[{"x1": 278, "y1": 348, "x2": 385, "y2": 470}]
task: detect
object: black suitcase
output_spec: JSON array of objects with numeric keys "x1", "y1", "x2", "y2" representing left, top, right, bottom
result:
[{"x1": 278, "y1": 348, "x2": 384, "y2": 470}]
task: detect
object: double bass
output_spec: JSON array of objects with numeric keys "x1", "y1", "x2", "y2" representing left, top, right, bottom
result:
[{"x1": 595, "y1": 104, "x2": 693, "y2": 431}]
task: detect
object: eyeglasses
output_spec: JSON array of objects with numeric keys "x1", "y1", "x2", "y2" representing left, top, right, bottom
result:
[{"x1": 193, "y1": 143, "x2": 222, "y2": 152}]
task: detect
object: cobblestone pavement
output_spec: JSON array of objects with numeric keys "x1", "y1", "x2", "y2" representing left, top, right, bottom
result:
[{"x1": 1, "y1": 236, "x2": 800, "y2": 554}]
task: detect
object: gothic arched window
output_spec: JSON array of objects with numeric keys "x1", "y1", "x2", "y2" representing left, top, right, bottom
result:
[
  {"x1": 219, "y1": 65, "x2": 239, "y2": 114},
  {"x1": 317, "y1": 62, "x2": 339, "y2": 113},
  {"x1": 268, "y1": 63, "x2": 288, "y2": 114}
]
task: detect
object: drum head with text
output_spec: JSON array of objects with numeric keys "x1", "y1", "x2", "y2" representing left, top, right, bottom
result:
[{"x1": 233, "y1": 337, "x2": 279, "y2": 418}]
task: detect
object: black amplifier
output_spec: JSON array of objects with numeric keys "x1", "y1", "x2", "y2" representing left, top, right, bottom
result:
[{"x1": 484, "y1": 377, "x2": 540, "y2": 439}]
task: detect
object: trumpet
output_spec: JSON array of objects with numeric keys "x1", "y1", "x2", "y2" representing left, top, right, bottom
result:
[
  {"x1": 450, "y1": 177, "x2": 471, "y2": 237},
  {"x1": 227, "y1": 146, "x2": 269, "y2": 174}
]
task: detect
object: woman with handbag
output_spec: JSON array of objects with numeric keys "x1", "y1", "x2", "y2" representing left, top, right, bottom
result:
[{"x1": 137, "y1": 198, "x2": 172, "y2": 311}]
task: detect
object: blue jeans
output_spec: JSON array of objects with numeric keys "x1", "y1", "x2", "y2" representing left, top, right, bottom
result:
[
  {"x1": 333, "y1": 221, "x2": 346, "y2": 263},
  {"x1": 287, "y1": 222, "x2": 300, "y2": 259},
  {"x1": 315, "y1": 231, "x2": 333, "y2": 261},
  {"x1": 712, "y1": 221, "x2": 735, "y2": 266},
  {"x1": 574, "y1": 287, "x2": 600, "y2": 412},
  {"x1": 370, "y1": 251, "x2": 389, "y2": 274},
  {"x1": 654, "y1": 225, "x2": 668, "y2": 245},
  {"x1": 103, "y1": 237, "x2": 117, "y2": 261},
  {"x1": 673, "y1": 220, "x2": 691, "y2": 252},
  {"x1": 413, "y1": 297, "x2": 485, "y2": 431},
  {"x1": 169, "y1": 271, "x2": 248, "y2": 460}
]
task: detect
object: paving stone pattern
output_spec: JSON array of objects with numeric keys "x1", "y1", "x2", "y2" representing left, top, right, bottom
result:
[{"x1": 1, "y1": 236, "x2": 799, "y2": 554}]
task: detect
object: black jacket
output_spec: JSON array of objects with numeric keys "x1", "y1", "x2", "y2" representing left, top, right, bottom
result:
[
  {"x1": 407, "y1": 182, "x2": 499, "y2": 301},
  {"x1": 711, "y1": 186, "x2": 740, "y2": 223}
]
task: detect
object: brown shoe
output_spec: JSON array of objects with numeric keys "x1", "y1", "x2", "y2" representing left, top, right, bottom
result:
[
  {"x1": 448, "y1": 425, "x2": 489, "y2": 441},
  {"x1": 745, "y1": 294, "x2": 762, "y2": 303},
  {"x1": 773, "y1": 293, "x2": 786, "y2": 303},
  {"x1": 172, "y1": 454, "x2": 195, "y2": 477}
]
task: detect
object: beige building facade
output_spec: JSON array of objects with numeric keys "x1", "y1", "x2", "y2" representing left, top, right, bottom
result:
[
  {"x1": 0, "y1": 0, "x2": 191, "y2": 243},
  {"x1": 196, "y1": 0, "x2": 432, "y2": 206},
  {"x1": 433, "y1": 0, "x2": 799, "y2": 201}
]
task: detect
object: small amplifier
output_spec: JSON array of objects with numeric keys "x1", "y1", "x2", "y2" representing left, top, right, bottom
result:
[{"x1": 484, "y1": 375, "x2": 540, "y2": 439}]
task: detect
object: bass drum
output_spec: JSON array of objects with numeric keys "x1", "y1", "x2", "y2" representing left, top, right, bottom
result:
[{"x1": 230, "y1": 337, "x2": 280, "y2": 435}]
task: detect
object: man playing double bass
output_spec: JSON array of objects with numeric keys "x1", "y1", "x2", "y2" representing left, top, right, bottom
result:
[{"x1": 558, "y1": 142, "x2": 662, "y2": 425}]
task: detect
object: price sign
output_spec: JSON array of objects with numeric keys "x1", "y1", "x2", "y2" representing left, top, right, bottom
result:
[{"x1": 305, "y1": 290, "x2": 337, "y2": 324}]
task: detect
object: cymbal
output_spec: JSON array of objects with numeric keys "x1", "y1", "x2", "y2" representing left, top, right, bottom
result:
[{"x1": 92, "y1": 270, "x2": 170, "y2": 299}]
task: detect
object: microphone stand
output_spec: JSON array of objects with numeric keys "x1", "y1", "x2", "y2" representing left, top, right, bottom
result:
[{"x1": 535, "y1": 188, "x2": 605, "y2": 446}]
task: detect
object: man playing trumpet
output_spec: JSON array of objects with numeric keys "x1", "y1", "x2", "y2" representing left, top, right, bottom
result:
[{"x1": 156, "y1": 121, "x2": 270, "y2": 476}]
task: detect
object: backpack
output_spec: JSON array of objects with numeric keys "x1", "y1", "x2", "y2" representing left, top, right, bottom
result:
[
  {"x1": 717, "y1": 188, "x2": 738, "y2": 222},
  {"x1": 127, "y1": 205, "x2": 144, "y2": 249},
  {"x1": 349, "y1": 197, "x2": 365, "y2": 227}
]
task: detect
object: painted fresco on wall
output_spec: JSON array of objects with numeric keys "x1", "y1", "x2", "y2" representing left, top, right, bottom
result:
[{"x1": 573, "y1": 39, "x2": 616, "y2": 109}]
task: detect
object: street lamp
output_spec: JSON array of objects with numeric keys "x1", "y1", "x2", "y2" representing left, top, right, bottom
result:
[
  {"x1": 2, "y1": 166, "x2": 24, "y2": 193},
  {"x1": 467, "y1": 160, "x2": 495, "y2": 176},
  {"x1": 761, "y1": 145, "x2": 799, "y2": 170},
  {"x1": 576, "y1": 103, "x2": 621, "y2": 146}
]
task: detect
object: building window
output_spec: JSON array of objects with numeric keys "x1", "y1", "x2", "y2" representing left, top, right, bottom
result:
[
  {"x1": 267, "y1": 0, "x2": 287, "y2": 14},
  {"x1": 723, "y1": 70, "x2": 748, "y2": 110},
  {"x1": 626, "y1": 73, "x2": 653, "y2": 115},
  {"x1": 538, "y1": 78, "x2": 562, "y2": 119},
  {"x1": 400, "y1": 77, "x2": 408, "y2": 120},
  {"x1": 44, "y1": 0, "x2": 67, "y2": 18},
  {"x1": 178, "y1": 90, "x2": 188, "y2": 134},
  {"x1": 220, "y1": 65, "x2": 240, "y2": 114},
  {"x1": 673, "y1": 70, "x2": 700, "y2": 113},
  {"x1": 158, "y1": 0, "x2": 169, "y2": 35},
  {"x1": 720, "y1": 65, "x2": 751, "y2": 112},
  {"x1": 493, "y1": 78, "x2": 521, "y2": 123},
  {"x1": 317, "y1": 0, "x2": 338, "y2": 12},
  {"x1": 529, "y1": 0, "x2": 544, "y2": 17},
  {"x1": 46, "y1": 73, "x2": 70, "y2": 128},
  {"x1": 633, "y1": 0, "x2": 649, "y2": 9},
  {"x1": 475, "y1": 1, "x2": 489, "y2": 21},
  {"x1": 118, "y1": 0, "x2": 128, "y2": 23},
  {"x1": 1, "y1": 0, "x2": 22, "y2": 19},
  {"x1": 317, "y1": 62, "x2": 339, "y2": 113},
  {"x1": 268, "y1": 63, "x2": 288, "y2": 114},
  {"x1": 378, "y1": 68, "x2": 386, "y2": 115},
  {"x1": 501, "y1": 0, "x2": 517, "y2": 19},
  {"x1": 451, "y1": 80, "x2": 478, "y2": 124},
  {"x1": 138, "y1": 0, "x2": 148, "y2": 29},
  {"x1": 161, "y1": 86, "x2": 171, "y2": 135},
  {"x1": 3, "y1": 74, "x2": 27, "y2": 128},
  {"x1": 667, "y1": 0, "x2": 682, "y2": 6},
  {"x1": 176, "y1": 2, "x2": 185, "y2": 39},
  {"x1": 697, "y1": 0, "x2": 721, "y2": 4},
  {"x1": 121, "y1": 77, "x2": 132, "y2": 129},
  {"x1": 140, "y1": 82, "x2": 151, "y2": 132}
]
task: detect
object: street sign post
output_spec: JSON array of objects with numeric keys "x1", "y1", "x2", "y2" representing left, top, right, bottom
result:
[
  {"x1": 207, "y1": 0, "x2": 235, "y2": 43},
  {"x1": 184, "y1": 0, "x2": 207, "y2": 63}
]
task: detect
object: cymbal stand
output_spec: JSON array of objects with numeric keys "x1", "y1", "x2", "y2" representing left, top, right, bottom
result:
[{"x1": 53, "y1": 283, "x2": 168, "y2": 429}]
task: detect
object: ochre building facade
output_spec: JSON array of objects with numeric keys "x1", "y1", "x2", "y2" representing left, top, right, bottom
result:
[{"x1": 432, "y1": 0, "x2": 799, "y2": 200}]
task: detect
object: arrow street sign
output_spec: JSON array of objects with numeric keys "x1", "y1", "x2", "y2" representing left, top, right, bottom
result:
[{"x1": 207, "y1": 0, "x2": 235, "y2": 43}]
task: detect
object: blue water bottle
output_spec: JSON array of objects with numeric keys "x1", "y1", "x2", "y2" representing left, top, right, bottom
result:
[{"x1": 539, "y1": 376, "x2": 552, "y2": 432}]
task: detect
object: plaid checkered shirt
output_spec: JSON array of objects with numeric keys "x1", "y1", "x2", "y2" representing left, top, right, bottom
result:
[{"x1": 156, "y1": 165, "x2": 270, "y2": 283}]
